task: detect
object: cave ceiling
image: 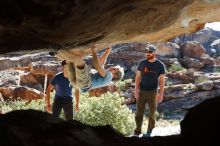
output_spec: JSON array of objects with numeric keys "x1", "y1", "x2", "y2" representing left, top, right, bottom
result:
[{"x1": 0, "y1": 0, "x2": 220, "y2": 55}]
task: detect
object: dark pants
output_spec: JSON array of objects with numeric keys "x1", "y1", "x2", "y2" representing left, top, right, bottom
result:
[
  {"x1": 52, "y1": 98, "x2": 73, "y2": 121},
  {"x1": 135, "y1": 89, "x2": 157, "y2": 134}
]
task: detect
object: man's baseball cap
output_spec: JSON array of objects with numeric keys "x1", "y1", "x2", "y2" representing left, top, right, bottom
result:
[
  {"x1": 145, "y1": 45, "x2": 157, "y2": 52},
  {"x1": 61, "y1": 60, "x2": 67, "y2": 66}
]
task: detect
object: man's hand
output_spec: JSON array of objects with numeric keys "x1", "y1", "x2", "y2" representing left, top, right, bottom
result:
[
  {"x1": 134, "y1": 90, "x2": 139, "y2": 100},
  {"x1": 45, "y1": 104, "x2": 52, "y2": 113},
  {"x1": 157, "y1": 93, "x2": 163, "y2": 103}
]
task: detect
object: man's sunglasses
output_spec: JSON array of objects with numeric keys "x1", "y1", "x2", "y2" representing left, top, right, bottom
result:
[{"x1": 145, "y1": 50, "x2": 154, "y2": 54}]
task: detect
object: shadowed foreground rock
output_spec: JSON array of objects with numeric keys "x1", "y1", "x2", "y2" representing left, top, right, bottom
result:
[
  {"x1": 0, "y1": 96, "x2": 220, "y2": 146},
  {"x1": 180, "y1": 96, "x2": 220, "y2": 145},
  {"x1": 0, "y1": 109, "x2": 180, "y2": 146}
]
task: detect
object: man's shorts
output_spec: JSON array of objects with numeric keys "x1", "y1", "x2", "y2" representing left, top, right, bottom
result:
[{"x1": 75, "y1": 64, "x2": 92, "y2": 90}]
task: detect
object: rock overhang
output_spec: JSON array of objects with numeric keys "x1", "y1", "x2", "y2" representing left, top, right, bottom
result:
[{"x1": 0, "y1": 0, "x2": 220, "y2": 55}]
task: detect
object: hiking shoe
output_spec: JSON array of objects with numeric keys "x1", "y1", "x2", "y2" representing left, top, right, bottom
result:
[
  {"x1": 133, "y1": 130, "x2": 141, "y2": 138},
  {"x1": 133, "y1": 134, "x2": 139, "y2": 138},
  {"x1": 143, "y1": 131, "x2": 152, "y2": 137}
]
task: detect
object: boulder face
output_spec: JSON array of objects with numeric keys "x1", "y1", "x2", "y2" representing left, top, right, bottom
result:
[
  {"x1": 0, "y1": 86, "x2": 43, "y2": 101},
  {"x1": 180, "y1": 41, "x2": 206, "y2": 58},
  {"x1": 1, "y1": 0, "x2": 220, "y2": 54}
]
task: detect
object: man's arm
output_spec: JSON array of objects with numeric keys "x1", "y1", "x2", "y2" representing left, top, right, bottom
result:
[
  {"x1": 74, "y1": 88, "x2": 80, "y2": 113},
  {"x1": 157, "y1": 74, "x2": 165, "y2": 103},
  {"x1": 91, "y1": 45, "x2": 106, "y2": 77},
  {"x1": 45, "y1": 83, "x2": 54, "y2": 112},
  {"x1": 135, "y1": 70, "x2": 141, "y2": 100}
]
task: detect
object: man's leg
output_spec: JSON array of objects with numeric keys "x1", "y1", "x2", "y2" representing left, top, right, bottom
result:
[
  {"x1": 63, "y1": 100, "x2": 73, "y2": 121},
  {"x1": 52, "y1": 99, "x2": 63, "y2": 119},
  {"x1": 135, "y1": 89, "x2": 148, "y2": 134},
  {"x1": 91, "y1": 45, "x2": 106, "y2": 77},
  {"x1": 56, "y1": 50, "x2": 85, "y2": 68},
  {"x1": 147, "y1": 90, "x2": 158, "y2": 132}
]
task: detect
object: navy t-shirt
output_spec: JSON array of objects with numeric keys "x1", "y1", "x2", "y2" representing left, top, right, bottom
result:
[
  {"x1": 51, "y1": 72, "x2": 73, "y2": 99},
  {"x1": 137, "y1": 59, "x2": 165, "y2": 90}
]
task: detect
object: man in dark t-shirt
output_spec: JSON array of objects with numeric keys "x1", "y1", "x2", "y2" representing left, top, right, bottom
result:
[
  {"x1": 45, "y1": 60, "x2": 74, "y2": 120},
  {"x1": 134, "y1": 45, "x2": 165, "y2": 137}
]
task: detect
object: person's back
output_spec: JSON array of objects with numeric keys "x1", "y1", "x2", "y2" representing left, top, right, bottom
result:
[
  {"x1": 52, "y1": 72, "x2": 72, "y2": 99},
  {"x1": 45, "y1": 61, "x2": 74, "y2": 121}
]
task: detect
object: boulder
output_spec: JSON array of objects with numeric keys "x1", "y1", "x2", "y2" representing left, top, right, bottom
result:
[
  {"x1": 180, "y1": 57, "x2": 204, "y2": 69},
  {"x1": 0, "y1": 86, "x2": 43, "y2": 101},
  {"x1": 180, "y1": 41, "x2": 206, "y2": 59},
  {"x1": 88, "y1": 83, "x2": 119, "y2": 97},
  {"x1": 154, "y1": 42, "x2": 180, "y2": 58},
  {"x1": 20, "y1": 73, "x2": 43, "y2": 91}
]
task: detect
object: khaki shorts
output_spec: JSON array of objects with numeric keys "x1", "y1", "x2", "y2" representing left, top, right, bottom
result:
[{"x1": 75, "y1": 64, "x2": 92, "y2": 89}]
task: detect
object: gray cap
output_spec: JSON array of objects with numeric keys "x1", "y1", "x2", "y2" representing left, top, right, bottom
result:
[{"x1": 145, "y1": 45, "x2": 157, "y2": 52}]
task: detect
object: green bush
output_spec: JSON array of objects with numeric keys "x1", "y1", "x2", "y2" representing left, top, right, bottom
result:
[
  {"x1": 115, "y1": 79, "x2": 133, "y2": 91},
  {"x1": 168, "y1": 63, "x2": 185, "y2": 73},
  {"x1": 214, "y1": 67, "x2": 220, "y2": 72},
  {"x1": 75, "y1": 92, "x2": 135, "y2": 136},
  {"x1": 1, "y1": 98, "x2": 45, "y2": 113}
]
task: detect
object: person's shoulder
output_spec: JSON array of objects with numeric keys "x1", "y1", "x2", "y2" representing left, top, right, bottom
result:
[
  {"x1": 156, "y1": 59, "x2": 166, "y2": 70},
  {"x1": 51, "y1": 72, "x2": 62, "y2": 84},
  {"x1": 54, "y1": 72, "x2": 63, "y2": 78},
  {"x1": 156, "y1": 59, "x2": 165, "y2": 65},
  {"x1": 139, "y1": 59, "x2": 146, "y2": 63},
  {"x1": 55, "y1": 72, "x2": 63, "y2": 76}
]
